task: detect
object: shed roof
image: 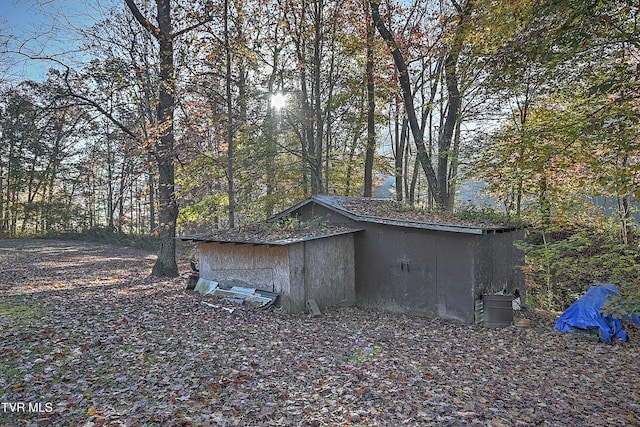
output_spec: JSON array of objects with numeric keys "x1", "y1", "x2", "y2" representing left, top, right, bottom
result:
[
  {"x1": 179, "y1": 222, "x2": 361, "y2": 246},
  {"x1": 274, "y1": 195, "x2": 524, "y2": 235}
]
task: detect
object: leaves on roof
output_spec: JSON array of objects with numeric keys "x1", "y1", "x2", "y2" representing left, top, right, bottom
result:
[
  {"x1": 341, "y1": 198, "x2": 524, "y2": 229},
  {"x1": 195, "y1": 217, "x2": 354, "y2": 243}
]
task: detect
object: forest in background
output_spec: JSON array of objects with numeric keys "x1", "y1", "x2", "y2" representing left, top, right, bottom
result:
[{"x1": 0, "y1": 0, "x2": 638, "y2": 311}]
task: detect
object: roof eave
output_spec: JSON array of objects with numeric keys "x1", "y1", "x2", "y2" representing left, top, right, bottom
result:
[{"x1": 177, "y1": 228, "x2": 363, "y2": 246}]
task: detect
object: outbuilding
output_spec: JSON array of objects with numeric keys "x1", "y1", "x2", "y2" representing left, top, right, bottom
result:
[
  {"x1": 180, "y1": 224, "x2": 359, "y2": 313},
  {"x1": 272, "y1": 196, "x2": 526, "y2": 323}
]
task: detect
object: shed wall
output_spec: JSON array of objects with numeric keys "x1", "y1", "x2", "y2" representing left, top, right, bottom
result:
[
  {"x1": 300, "y1": 233, "x2": 355, "y2": 312},
  {"x1": 353, "y1": 226, "x2": 477, "y2": 322},
  {"x1": 352, "y1": 222, "x2": 441, "y2": 316},
  {"x1": 474, "y1": 229, "x2": 526, "y2": 301},
  {"x1": 292, "y1": 201, "x2": 523, "y2": 323},
  {"x1": 198, "y1": 242, "x2": 289, "y2": 293},
  {"x1": 296, "y1": 204, "x2": 349, "y2": 226},
  {"x1": 435, "y1": 232, "x2": 477, "y2": 323},
  {"x1": 285, "y1": 244, "x2": 304, "y2": 313},
  {"x1": 197, "y1": 234, "x2": 355, "y2": 314}
]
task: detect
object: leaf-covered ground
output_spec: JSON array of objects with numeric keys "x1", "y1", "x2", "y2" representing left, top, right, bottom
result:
[{"x1": 1, "y1": 239, "x2": 639, "y2": 427}]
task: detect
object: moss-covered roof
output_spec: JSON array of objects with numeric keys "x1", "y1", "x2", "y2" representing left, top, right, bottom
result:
[
  {"x1": 275, "y1": 196, "x2": 525, "y2": 234},
  {"x1": 179, "y1": 221, "x2": 360, "y2": 245},
  {"x1": 339, "y1": 198, "x2": 522, "y2": 229}
]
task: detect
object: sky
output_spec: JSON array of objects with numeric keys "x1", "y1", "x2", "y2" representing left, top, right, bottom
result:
[{"x1": 1, "y1": 0, "x2": 114, "y2": 82}]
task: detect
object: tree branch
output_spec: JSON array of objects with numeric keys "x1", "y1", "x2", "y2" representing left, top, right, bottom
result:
[
  {"x1": 124, "y1": 0, "x2": 159, "y2": 38},
  {"x1": 175, "y1": 16, "x2": 214, "y2": 38},
  {"x1": 58, "y1": 69, "x2": 140, "y2": 141}
]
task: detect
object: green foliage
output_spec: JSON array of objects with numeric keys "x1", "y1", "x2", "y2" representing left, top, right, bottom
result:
[
  {"x1": 517, "y1": 219, "x2": 640, "y2": 311},
  {"x1": 348, "y1": 345, "x2": 382, "y2": 364},
  {"x1": 179, "y1": 194, "x2": 229, "y2": 223},
  {"x1": 0, "y1": 302, "x2": 40, "y2": 321},
  {"x1": 471, "y1": 0, "x2": 640, "y2": 315},
  {"x1": 454, "y1": 204, "x2": 524, "y2": 227}
]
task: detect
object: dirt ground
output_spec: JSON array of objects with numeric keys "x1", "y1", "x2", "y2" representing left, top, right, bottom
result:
[{"x1": 1, "y1": 238, "x2": 639, "y2": 426}]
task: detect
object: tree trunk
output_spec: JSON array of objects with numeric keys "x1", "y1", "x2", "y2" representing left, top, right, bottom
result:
[
  {"x1": 153, "y1": 0, "x2": 179, "y2": 276},
  {"x1": 345, "y1": 130, "x2": 360, "y2": 196},
  {"x1": 265, "y1": 92, "x2": 277, "y2": 218},
  {"x1": 363, "y1": 3, "x2": 376, "y2": 198},
  {"x1": 225, "y1": 0, "x2": 236, "y2": 228},
  {"x1": 440, "y1": 53, "x2": 461, "y2": 210},
  {"x1": 438, "y1": 0, "x2": 469, "y2": 211},
  {"x1": 447, "y1": 118, "x2": 462, "y2": 211},
  {"x1": 312, "y1": 0, "x2": 324, "y2": 195},
  {"x1": 106, "y1": 129, "x2": 115, "y2": 231},
  {"x1": 125, "y1": 0, "x2": 179, "y2": 277},
  {"x1": 410, "y1": 157, "x2": 419, "y2": 205},
  {"x1": 394, "y1": 108, "x2": 406, "y2": 201},
  {"x1": 285, "y1": 0, "x2": 325, "y2": 196},
  {"x1": 263, "y1": 19, "x2": 284, "y2": 218},
  {"x1": 136, "y1": 61, "x2": 157, "y2": 233},
  {"x1": 369, "y1": 0, "x2": 443, "y2": 209}
]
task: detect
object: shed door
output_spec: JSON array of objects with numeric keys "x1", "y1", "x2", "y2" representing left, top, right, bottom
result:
[
  {"x1": 435, "y1": 233, "x2": 475, "y2": 322},
  {"x1": 390, "y1": 230, "x2": 437, "y2": 315}
]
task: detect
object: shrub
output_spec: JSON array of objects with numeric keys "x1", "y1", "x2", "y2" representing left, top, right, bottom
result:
[{"x1": 517, "y1": 220, "x2": 640, "y2": 312}]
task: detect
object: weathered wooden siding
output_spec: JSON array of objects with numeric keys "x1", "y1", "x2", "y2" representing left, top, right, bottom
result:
[
  {"x1": 198, "y1": 242, "x2": 289, "y2": 293},
  {"x1": 435, "y1": 232, "x2": 476, "y2": 323},
  {"x1": 194, "y1": 197, "x2": 524, "y2": 322},
  {"x1": 286, "y1": 243, "x2": 305, "y2": 313},
  {"x1": 351, "y1": 223, "x2": 439, "y2": 316},
  {"x1": 197, "y1": 234, "x2": 356, "y2": 314},
  {"x1": 303, "y1": 233, "x2": 355, "y2": 311},
  {"x1": 474, "y1": 229, "x2": 526, "y2": 302},
  {"x1": 352, "y1": 225, "x2": 477, "y2": 322}
]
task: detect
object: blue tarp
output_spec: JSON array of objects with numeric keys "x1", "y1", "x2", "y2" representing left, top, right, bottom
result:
[{"x1": 554, "y1": 284, "x2": 640, "y2": 344}]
